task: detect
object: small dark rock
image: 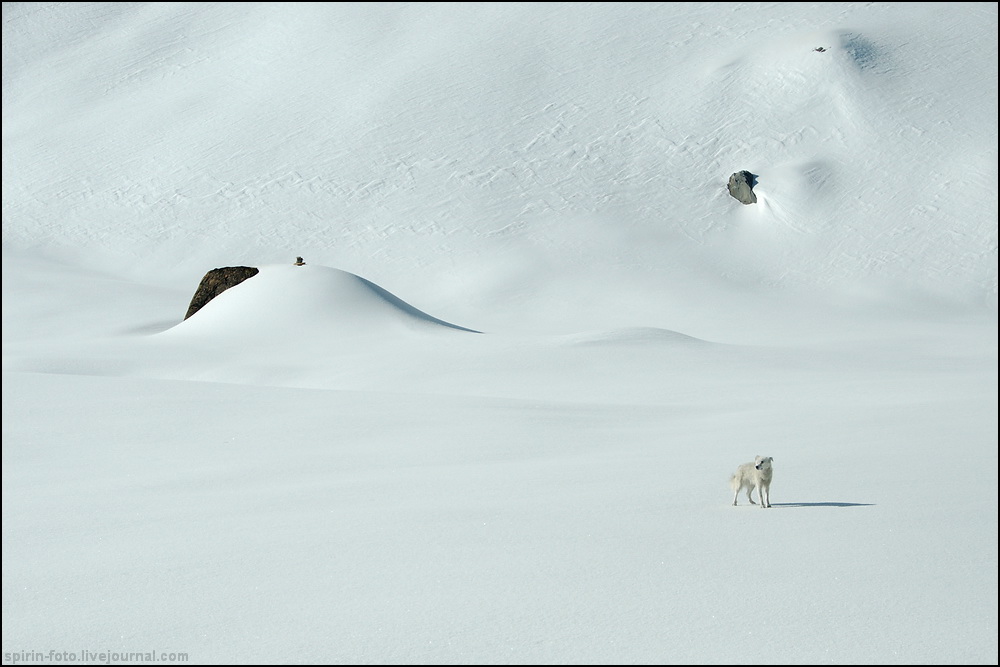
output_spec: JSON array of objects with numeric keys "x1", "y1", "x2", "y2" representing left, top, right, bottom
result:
[
  {"x1": 184, "y1": 266, "x2": 259, "y2": 320},
  {"x1": 727, "y1": 170, "x2": 757, "y2": 205}
]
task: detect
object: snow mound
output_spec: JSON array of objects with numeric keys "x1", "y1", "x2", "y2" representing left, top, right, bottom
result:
[
  {"x1": 555, "y1": 326, "x2": 716, "y2": 347},
  {"x1": 161, "y1": 264, "x2": 481, "y2": 339}
]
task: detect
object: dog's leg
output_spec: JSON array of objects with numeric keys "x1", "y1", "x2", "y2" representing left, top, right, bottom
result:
[
  {"x1": 762, "y1": 483, "x2": 771, "y2": 508},
  {"x1": 747, "y1": 486, "x2": 757, "y2": 505}
]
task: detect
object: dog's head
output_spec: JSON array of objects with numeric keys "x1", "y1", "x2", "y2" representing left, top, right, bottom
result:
[{"x1": 754, "y1": 455, "x2": 773, "y2": 471}]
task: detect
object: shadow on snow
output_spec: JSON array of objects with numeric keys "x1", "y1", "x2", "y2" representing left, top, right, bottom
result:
[{"x1": 770, "y1": 502, "x2": 875, "y2": 508}]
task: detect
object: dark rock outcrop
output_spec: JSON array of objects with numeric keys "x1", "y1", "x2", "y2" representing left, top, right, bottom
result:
[
  {"x1": 184, "y1": 266, "x2": 259, "y2": 320},
  {"x1": 727, "y1": 170, "x2": 757, "y2": 205}
]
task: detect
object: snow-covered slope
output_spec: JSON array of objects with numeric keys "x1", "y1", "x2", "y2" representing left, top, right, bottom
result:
[{"x1": 3, "y1": 2, "x2": 996, "y2": 335}]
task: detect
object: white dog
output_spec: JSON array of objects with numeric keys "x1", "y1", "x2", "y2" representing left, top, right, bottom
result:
[{"x1": 730, "y1": 456, "x2": 773, "y2": 508}]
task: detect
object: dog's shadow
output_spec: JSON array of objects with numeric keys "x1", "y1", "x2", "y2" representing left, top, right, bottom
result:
[{"x1": 770, "y1": 502, "x2": 874, "y2": 508}]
